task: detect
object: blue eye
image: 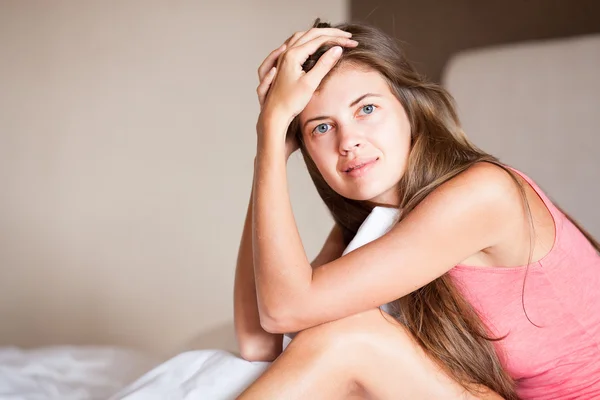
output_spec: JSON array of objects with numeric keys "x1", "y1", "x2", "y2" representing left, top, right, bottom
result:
[
  {"x1": 361, "y1": 104, "x2": 376, "y2": 114},
  {"x1": 313, "y1": 123, "x2": 331, "y2": 135}
]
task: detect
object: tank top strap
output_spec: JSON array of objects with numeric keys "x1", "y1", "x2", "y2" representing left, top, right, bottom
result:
[{"x1": 505, "y1": 166, "x2": 565, "y2": 237}]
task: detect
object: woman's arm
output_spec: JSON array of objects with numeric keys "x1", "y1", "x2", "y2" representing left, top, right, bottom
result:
[
  {"x1": 253, "y1": 161, "x2": 521, "y2": 334},
  {"x1": 235, "y1": 29, "x2": 344, "y2": 360},
  {"x1": 234, "y1": 182, "x2": 282, "y2": 362},
  {"x1": 234, "y1": 160, "x2": 345, "y2": 362}
]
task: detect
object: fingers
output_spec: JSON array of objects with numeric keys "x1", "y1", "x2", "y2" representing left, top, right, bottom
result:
[
  {"x1": 257, "y1": 43, "x2": 286, "y2": 81},
  {"x1": 256, "y1": 66, "x2": 277, "y2": 107},
  {"x1": 254, "y1": 28, "x2": 355, "y2": 113},
  {"x1": 284, "y1": 31, "x2": 305, "y2": 48},
  {"x1": 285, "y1": 34, "x2": 357, "y2": 65},
  {"x1": 257, "y1": 28, "x2": 351, "y2": 81},
  {"x1": 288, "y1": 27, "x2": 352, "y2": 49},
  {"x1": 256, "y1": 31, "x2": 306, "y2": 77},
  {"x1": 302, "y1": 46, "x2": 343, "y2": 91}
]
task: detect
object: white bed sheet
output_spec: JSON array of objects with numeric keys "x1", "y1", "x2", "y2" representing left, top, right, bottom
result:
[
  {"x1": 0, "y1": 346, "x2": 159, "y2": 400},
  {"x1": 110, "y1": 206, "x2": 400, "y2": 400},
  {"x1": 109, "y1": 349, "x2": 269, "y2": 400}
]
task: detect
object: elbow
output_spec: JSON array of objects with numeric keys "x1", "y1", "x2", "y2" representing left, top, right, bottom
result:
[
  {"x1": 238, "y1": 340, "x2": 281, "y2": 362},
  {"x1": 258, "y1": 303, "x2": 297, "y2": 334},
  {"x1": 236, "y1": 328, "x2": 284, "y2": 362},
  {"x1": 259, "y1": 312, "x2": 289, "y2": 334},
  {"x1": 259, "y1": 291, "x2": 308, "y2": 333}
]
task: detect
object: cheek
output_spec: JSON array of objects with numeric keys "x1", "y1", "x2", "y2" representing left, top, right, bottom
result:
[
  {"x1": 307, "y1": 149, "x2": 344, "y2": 190},
  {"x1": 399, "y1": 129, "x2": 412, "y2": 152},
  {"x1": 395, "y1": 134, "x2": 412, "y2": 163},
  {"x1": 389, "y1": 113, "x2": 411, "y2": 148},
  {"x1": 379, "y1": 116, "x2": 410, "y2": 148},
  {"x1": 305, "y1": 143, "x2": 334, "y2": 175},
  {"x1": 379, "y1": 123, "x2": 411, "y2": 168}
]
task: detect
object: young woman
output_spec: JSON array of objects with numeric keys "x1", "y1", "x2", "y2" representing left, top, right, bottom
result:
[{"x1": 233, "y1": 19, "x2": 600, "y2": 399}]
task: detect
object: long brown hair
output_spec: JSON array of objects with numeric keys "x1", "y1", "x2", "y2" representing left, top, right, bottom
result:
[{"x1": 287, "y1": 19, "x2": 600, "y2": 399}]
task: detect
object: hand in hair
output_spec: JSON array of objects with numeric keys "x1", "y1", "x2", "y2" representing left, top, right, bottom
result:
[
  {"x1": 256, "y1": 40, "x2": 295, "y2": 157},
  {"x1": 256, "y1": 43, "x2": 286, "y2": 109},
  {"x1": 256, "y1": 28, "x2": 358, "y2": 151}
]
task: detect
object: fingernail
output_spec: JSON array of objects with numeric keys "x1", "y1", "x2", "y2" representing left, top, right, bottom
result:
[{"x1": 331, "y1": 46, "x2": 342, "y2": 56}]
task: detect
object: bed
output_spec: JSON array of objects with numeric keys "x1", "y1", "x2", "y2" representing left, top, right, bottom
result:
[{"x1": 0, "y1": 346, "x2": 158, "y2": 400}]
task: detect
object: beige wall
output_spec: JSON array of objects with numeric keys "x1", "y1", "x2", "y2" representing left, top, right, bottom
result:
[{"x1": 0, "y1": 0, "x2": 347, "y2": 357}]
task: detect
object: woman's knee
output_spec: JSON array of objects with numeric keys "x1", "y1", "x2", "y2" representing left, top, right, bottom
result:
[
  {"x1": 284, "y1": 310, "x2": 502, "y2": 399},
  {"x1": 290, "y1": 308, "x2": 405, "y2": 354}
]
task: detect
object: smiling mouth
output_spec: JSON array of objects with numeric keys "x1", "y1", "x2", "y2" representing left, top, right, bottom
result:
[{"x1": 344, "y1": 158, "x2": 379, "y2": 173}]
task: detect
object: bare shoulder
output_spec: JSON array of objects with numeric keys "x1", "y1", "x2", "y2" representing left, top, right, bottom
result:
[
  {"x1": 420, "y1": 161, "x2": 523, "y2": 221},
  {"x1": 443, "y1": 162, "x2": 521, "y2": 200},
  {"x1": 398, "y1": 161, "x2": 525, "y2": 258},
  {"x1": 445, "y1": 162, "x2": 546, "y2": 266},
  {"x1": 469, "y1": 163, "x2": 557, "y2": 265}
]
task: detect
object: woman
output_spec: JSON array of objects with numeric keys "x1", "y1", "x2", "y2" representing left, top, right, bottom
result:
[{"x1": 234, "y1": 19, "x2": 600, "y2": 399}]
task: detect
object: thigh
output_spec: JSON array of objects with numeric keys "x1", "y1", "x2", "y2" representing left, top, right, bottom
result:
[{"x1": 292, "y1": 308, "x2": 502, "y2": 400}]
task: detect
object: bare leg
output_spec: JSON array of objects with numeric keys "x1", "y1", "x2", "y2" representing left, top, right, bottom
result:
[
  {"x1": 237, "y1": 320, "x2": 366, "y2": 399},
  {"x1": 237, "y1": 308, "x2": 503, "y2": 400}
]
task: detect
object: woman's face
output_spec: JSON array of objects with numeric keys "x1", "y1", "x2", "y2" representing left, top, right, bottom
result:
[{"x1": 299, "y1": 64, "x2": 411, "y2": 207}]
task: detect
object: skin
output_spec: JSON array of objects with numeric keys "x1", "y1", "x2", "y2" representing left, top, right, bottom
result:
[
  {"x1": 299, "y1": 64, "x2": 411, "y2": 207},
  {"x1": 238, "y1": 27, "x2": 556, "y2": 399}
]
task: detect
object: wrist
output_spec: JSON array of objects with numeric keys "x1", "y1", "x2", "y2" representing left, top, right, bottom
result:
[
  {"x1": 257, "y1": 111, "x2": 292, "y2": 137},
  {"x1": 255, "y1": 143, "x2": 293, "y2": 165},
  {"x1": 256, "y1": 136, "x2": 286, "y2": 163}
]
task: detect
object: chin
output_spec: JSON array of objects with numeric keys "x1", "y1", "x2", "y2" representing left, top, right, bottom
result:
[
  {"x1": 337, "y1": 186, "x2": 388, "y2": 202},
  {"x1": 325, "y1": 175, "x2": 397, "y2": 202}
]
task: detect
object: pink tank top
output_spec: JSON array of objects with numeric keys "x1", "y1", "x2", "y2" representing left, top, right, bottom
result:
[{"x1": 448, "y1": 168, "x2": 600, "y2": 399}]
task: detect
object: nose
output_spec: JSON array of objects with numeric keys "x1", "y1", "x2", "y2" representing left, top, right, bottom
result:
[{"x1": 338, "y1": 125, "x2": 365, "y2": 154}]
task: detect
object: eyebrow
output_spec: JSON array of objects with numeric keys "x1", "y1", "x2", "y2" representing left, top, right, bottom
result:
[{"x1": 302, "y1": 93, "x2": 383, "y2": 130}]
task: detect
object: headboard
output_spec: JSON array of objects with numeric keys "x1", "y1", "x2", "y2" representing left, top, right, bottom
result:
[{"x1": 442, "y1": 34, "x2": 600, "y2": 238}]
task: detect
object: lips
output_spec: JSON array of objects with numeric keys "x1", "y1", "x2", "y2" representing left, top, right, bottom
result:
[{"x1": 341, "y1": 157, "x2": 379, "y2": 173}]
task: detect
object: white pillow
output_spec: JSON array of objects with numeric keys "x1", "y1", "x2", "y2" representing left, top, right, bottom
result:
[{"x1": 283, "y1": 206, "x2": 401, "y2": 350}]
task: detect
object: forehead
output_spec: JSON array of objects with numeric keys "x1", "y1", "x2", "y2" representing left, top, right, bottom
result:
[{"x1": 300, "y1": 64, "x2": 392, "y2": 119}]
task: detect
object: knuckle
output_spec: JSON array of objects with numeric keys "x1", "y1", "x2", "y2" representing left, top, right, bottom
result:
[{"x1": 280, "y1": 49, "x2": 293, "y2": 61}]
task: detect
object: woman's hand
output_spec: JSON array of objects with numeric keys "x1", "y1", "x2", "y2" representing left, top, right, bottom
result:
[
  {"x1": 256, "y1": 42, "x2": 287, "y2": 110},
  {"x1": 256, "y1": 41, "x2": 299, "y2": 158},
  {"x1": 256, "y1": 28, "x2": 358, "y2": 153}
]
